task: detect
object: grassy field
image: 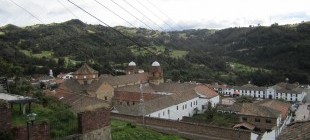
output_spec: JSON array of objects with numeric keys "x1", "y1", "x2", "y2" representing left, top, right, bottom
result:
[
  {"x1": 20, "y1": 50, "x2": 54, "y2": 58},
  {"x1": 130, "y1": 45, "x2": 188, "y2": 58},
  {"x1": 112, "y1": 120, "x2": 184, "y2": 140},
  {"x1": 228, "y1": 62, "x2": 271, "y2": 73}
]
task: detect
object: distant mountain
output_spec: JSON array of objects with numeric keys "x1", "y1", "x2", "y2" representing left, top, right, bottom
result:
[{"x1": 0, "y1": 19, "x2": 309, "y2": 85}]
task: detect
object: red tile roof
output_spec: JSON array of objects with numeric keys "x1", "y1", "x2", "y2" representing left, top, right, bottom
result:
[
  {"x1": 194, "y1": 85, "x2": 219, "y2": 99},
  {"x1": 278, "y1": 120, "x2": 310, "y2": 140},
  {"x1": 256, "y1": 100, "x2": 291, "y2": 120}
]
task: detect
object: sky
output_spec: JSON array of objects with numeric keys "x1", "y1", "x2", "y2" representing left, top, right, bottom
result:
[{"x1": 1, "y1": 0, "x2": 310, "y2": 30}]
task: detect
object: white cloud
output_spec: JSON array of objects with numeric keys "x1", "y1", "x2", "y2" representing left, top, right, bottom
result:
[{"x1": 0, "y1": 0, "x2": 310, "y2": 30}]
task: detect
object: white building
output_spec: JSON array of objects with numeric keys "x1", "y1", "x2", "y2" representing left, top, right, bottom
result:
[
  {"x1": 210, "y1": 82, "x2": 306, "y2": 102},
  {"x1": 114, "y1": 83, "x2": 220, "y2": 120},
  {"x1": 57, "y1": 72, "x2": 73, "y2": 80}
]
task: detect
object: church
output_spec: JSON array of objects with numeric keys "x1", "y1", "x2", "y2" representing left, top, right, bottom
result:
[{"x1": 56, "y1": 61, "x2": 220, "y2": 120}]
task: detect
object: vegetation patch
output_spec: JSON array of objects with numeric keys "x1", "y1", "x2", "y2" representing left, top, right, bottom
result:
[{"x1": 112, "y1": 120, "x2": 184, "y2": 140}]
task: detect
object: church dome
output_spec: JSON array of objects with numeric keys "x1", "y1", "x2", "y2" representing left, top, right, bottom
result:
[
  {"x1": 128, "y1": 61, "x2": 136, "y2": 66},
  {"x1": 151, "y1": 61, "x2": 160, "y2": 67}
]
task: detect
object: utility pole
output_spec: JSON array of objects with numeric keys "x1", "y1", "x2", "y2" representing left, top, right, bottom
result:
[{"x1": 140, "y1": 81, "x2": 145, "y2": 126}]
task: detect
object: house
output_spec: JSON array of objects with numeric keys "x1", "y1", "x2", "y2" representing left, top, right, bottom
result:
[
  {"x1": 218, "y1": 100, "x2": 291, "y2": 133},
  {"x1": 114, "y1": 82, "x2": 219, "y2": 120},
  {"x1": 209, "y1": 82, "x2": 307, "y2": 102},
  {"x1": 57, "y1": 72, "x2": 73, "y2": 80},
  {"x1": 57, "y1": 63, "x2": 114, "y2": 101}
]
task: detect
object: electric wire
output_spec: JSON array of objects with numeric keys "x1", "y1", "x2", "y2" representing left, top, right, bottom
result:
[
  {"x1": 133, "y1": 0, "x2": 175, "y2": 30},
  {"x1": 67, "y1": 0, "x2": 169, "y2": 65},
  {"x1": 122, "y1": 0, "x2": 164, "y2": 31},
  {"x1": 145, "y1": 0, "x2": 183, "y2": 30},
  {"x1": 106, "y1": 0, "x2": 156, "y2": 30},
  {"x1": 92, "y1": 0, "x2": 136, "y2": 28},
  {"x1": 7, "y1": 0, "x2": 44, "y2": 24},
  {"x1": 56, "y1": 0, "x2": 79, "y2": 19}
]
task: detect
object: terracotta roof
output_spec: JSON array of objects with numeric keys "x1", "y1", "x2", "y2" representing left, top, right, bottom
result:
[
  {"x1": 73, "y1": 63, "x2": 98, "y2": 75},
  {"x1": 57, "y1": 79, "x2": 88, "y2": 94},
  {"x1": 115, "y1": 84, "x2": 155, "y2": 93},
  {"x1": 273, "y1": 82, "x2": 305, "y2": 94},
  {"x1": 49, "y1": 90, "x2": 110, "y2": 113},
  {"x1": 194, "y1": 85, "x2": 219, "y2": 99},
  {"x1": 100, "y1": 73, "x2": 148, "y2": 87},
  {"x1": 256, "y1": 100, "x2": 291, "y2": 120},
  {"x1": 234, "y1": 84, "x2": 267, "y2": 91},
  {"x1": 233, "y1": 122, "x2": 256, "y2": 130},
  {"x1": 114, "y1": 83, "x2": 200, "y2": 116},
  {"x1": 217, "y1": 103, "x2": 242, "y2": 113},
  {"x1": 240, "y1": 103, "x2": 280, "y2": 118},
  {"x1": 278, "y1": 120, "x2": 310, "y2": 140}
]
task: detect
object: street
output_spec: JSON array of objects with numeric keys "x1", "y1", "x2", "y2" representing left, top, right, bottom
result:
[{"x1": 295, "y1": 89, "x2": 310, "y2": 121}]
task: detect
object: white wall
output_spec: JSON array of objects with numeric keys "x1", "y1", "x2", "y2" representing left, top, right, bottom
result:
[{"x1": 147, "y1": 97, "x2": 199, "y2": 120}]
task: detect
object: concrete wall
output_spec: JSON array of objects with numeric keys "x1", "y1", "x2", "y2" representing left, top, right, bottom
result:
[{"x1": 111, "y1": 113, "x2": 252, "y2": 140}]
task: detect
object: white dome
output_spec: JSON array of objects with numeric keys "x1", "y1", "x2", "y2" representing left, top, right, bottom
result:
[
  {"x1": 151, "y1": 61, "x2": 160, "y2": 66},
  {"x1": 128, "y1": 61, "x2": 136, "y2": 66}
]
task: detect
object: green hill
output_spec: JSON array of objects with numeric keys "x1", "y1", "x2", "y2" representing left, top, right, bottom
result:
[{"x1": 0, "y1": 20, "x2": 309, "y2": 85}]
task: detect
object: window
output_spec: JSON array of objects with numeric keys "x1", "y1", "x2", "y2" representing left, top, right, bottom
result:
[
  {"x1": 104, "y1": 96, "x2": 108, "y2": 100},
  {"x1": 266, "y1": 119, "x2": 271, "y2": 123},
  {"x1": 255, "y1": 118, "x2": 260, "y2": 122},
  {"x1": 158, "y1": 113, "x2": 160, "y2": 117},
  {"x1": 163, "y1": 111, "x2": 165, "y2": 116},
  {"x1": 242, "y1": 117, "x2": 247, "y2": 121},
  {"x1": 132, "y1": 102, "x2": 135, "y2": 105},
  {"x1": 176, "y1": 106, "x2": 178, "y2": 110},
  {"x1": 83, "y1": 75, "x2": 87, "y2": 79},
  {"x1": 191, "y1": 102, "x2": 192, "y2": 107},
  {"x1": 185, "y1": 104, "x2": 187, "y2": 109},
  {"x1": 127, "y1": 101, "x2": 130, "y2": 106},
  {"x1": 182, "y1": 105, "x2": 184, "y2": 110},
  {"x1": 168, "y1": 110, "x2": 170, "y2": 115}
]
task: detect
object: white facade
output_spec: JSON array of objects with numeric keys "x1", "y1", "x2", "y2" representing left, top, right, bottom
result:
[
  {"x1": 147, "y1": 97, "x2": 199, "y2": 120},
  {"x1": 147, "y1": 95, "x2": 220, "y2": 120},
  {"x1": 59, "y1": 72, "x2": 73, "y2": 80},
  {"x1": 218, "y1": 86, "x2": 305, "y2": 102}
]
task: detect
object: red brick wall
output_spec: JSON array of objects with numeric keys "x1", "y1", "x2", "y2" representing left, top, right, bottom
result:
[
  {"x1": 14, "y1": 122, "x2": 50, "y2": 140},
  {"x1": 0, "y1": 105, "x2": 11, "y2": 132},
  {"x1": 78, "y1": 108, "x2": 110, "y2": 134},
  {"x1": 111, "y1": 113, "x2": 251, "y2": 140}
]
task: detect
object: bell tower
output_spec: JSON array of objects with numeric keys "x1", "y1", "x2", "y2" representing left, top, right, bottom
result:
[
  {"x1": 72, "y1": 63, "x2": 99, "y2": 85},
  {"x1": 149, "y1": 61, "x2": 164, "y2": 85},
  {"x1": 126, "y1": 61, "x2": 138, "y2": 75}
]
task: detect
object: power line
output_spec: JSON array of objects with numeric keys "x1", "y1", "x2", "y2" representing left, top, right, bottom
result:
[
  {"x1": 133, "y1": 0, "x2": 175, "y2": 31},
  {"x1": 145, "y1": 0, "x2": 183, "y2": 30},
  {"x1": 93, "y1": 0, "x2": 136, "y2": 28},
  {"x1": 56, "y1": 0, "x2": 79, "y2": 19},
  {"x1": 7, "y1": 0, "x2": 44, "y2": 24},
  {"x1": 107, "y1": 0, "x2": 157, "y2": 30},
  {"x1": 122, "y1": 0, "x2": 164, "y2": 31},
  {"x1": 67, "y1": 0, "x2": 169, "y2": 64}
]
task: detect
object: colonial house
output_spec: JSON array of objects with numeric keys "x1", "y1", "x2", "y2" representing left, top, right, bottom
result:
[
  {"x1": 217, "y1": 100, "x2": 291, "y2": 133},
  {"x1": 210, "y1": 82, "x2": 307, "y2": 102},
  {"x1": 113, "y1": 82, "x2": 220, "y2": 120}
]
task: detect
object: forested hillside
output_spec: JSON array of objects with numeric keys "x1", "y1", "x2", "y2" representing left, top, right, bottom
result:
[{"x1": 0, "y1": 19, "x2": 309, "y2": 85}]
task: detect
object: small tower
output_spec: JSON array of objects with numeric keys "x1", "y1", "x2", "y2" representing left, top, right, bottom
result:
[
  {"x1": 126, "y1": 61, "x2": 138, "y2": 75},
  {"x1": 72, "y1": 63, "x2": 99, "y2": 85},
  {"x1": 149, "y1": 61, "x2": 164, "y2": 85},
  {"x1": 49, "y1": 69, "x2": 54, "y2": 77}
]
